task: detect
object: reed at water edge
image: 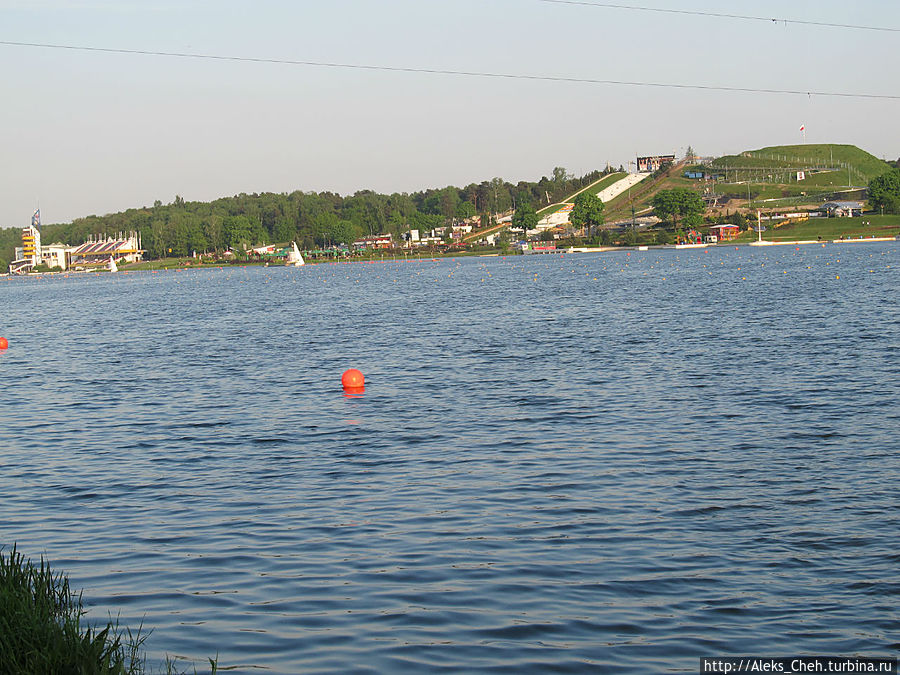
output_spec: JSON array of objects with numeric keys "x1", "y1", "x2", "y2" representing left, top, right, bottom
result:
[{"x1": 0, "y1": 544, "x2": 217, "y2": 675}]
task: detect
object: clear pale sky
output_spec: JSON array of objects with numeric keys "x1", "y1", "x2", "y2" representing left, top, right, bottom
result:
[{"x1": 1, "y1": 0, "x2": 898, "y2": 227}]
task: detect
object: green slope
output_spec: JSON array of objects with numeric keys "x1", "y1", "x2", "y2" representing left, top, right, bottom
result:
[
  {"x1": 710, "y1": 144, "x2": 891, "y2": 184},
  {"x1": 602, "y1": 165, "x2": 693, "y2": 222},
  {"x1": 536, "y1": 172, "x2": 626, "y2": 216}
]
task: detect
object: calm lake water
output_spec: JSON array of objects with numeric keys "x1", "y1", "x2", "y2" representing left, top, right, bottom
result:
[{"x1": 2, "y1": 243, "x2": 898, "y2": 674}]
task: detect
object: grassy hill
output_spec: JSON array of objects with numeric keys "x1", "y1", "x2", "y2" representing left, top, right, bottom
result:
[
  {"x1": 732, "y1": 214, "x2": 900, "y2": 243},
  {"x1": 710, "y1": 144, "x2": 891, "y2": 185},
  {"x1": 599, "y1": 144, "x2": 892, "y2": 224}
]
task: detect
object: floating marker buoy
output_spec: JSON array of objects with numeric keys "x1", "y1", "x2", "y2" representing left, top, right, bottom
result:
[
  {"x1": 0, "y1": 337, "x2": 7, "y2": 349},
  {"x1": 342, "y1": 368, "x2": 365, "y2": 390}
]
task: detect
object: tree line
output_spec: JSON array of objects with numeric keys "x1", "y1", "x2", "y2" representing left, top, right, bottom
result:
[{"x1": 1, "y1": 167, "x2": 610, "y2": 268}]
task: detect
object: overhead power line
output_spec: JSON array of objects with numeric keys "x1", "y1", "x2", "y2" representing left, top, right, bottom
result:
[
  {"x1": 536, "y1": 0, "x2": 900, "y2": 33},
  {"x1": 1, "y1": 40, "x2": 898, "y2": 100}
]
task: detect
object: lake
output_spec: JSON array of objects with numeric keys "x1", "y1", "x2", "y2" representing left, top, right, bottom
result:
[{"x1": 1, "y1": 243, "x2": 898, "y2": 673}]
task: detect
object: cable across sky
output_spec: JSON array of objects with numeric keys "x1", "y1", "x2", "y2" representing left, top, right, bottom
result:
[
  {"x1": 535, "y1": 0, "x2": 900, "y2": 33},
  {"x1": 1, "y1": 40, "x2": 898, "y2": 101}
]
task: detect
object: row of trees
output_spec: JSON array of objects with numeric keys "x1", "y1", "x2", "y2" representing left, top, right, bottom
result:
[{"x1": 1, "y1": 167, "x2": 612, "y2": 267}]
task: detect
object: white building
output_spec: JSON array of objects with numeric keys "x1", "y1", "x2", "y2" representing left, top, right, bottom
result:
[
  {"x1": 41, "y1": 243, "x2": 70, "y2": 270},
  {"x1": 821, "y1": 201, "x2": 863, "y2": 217}
]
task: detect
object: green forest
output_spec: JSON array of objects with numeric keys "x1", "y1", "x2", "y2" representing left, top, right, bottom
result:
[{"x1": 0, "y1": 167, "x2": 610, "y2": 270}]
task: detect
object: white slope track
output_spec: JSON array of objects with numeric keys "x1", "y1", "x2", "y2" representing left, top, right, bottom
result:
[
  {"x1": 595, "y1": 172, "x2": 649, "y2": 203},
  {"x1": 538, "y1": 173, "x2": 650, "y2": 227}
]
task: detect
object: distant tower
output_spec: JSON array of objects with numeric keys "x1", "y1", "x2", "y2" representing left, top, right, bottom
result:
[{"x1": 21, "y1": 224, "x2": 42, "y2": 267}]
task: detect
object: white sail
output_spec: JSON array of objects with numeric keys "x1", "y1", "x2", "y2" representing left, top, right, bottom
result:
[
  {"x1": 108, "y1": 256, "x2": 118, "y2": 273},
  {"x1": 286, "y1": 241, "x2": 305, "y2": 267}
]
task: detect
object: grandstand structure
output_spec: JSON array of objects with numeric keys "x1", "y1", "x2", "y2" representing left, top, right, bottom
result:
[
  {"x1": 68, "y1": 233, "x2": 143, "y2": 268},
  {"x1": 9, "y1": 230, "x2": 144, "y2": 273}
]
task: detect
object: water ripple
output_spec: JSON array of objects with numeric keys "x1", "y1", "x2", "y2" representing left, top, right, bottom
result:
[{"x1": 2, "y1": 245, "x2": 899, "y2": 673}]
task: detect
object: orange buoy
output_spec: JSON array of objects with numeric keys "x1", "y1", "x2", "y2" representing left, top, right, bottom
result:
[
  {"x1": 342, "y1": 368, "x2": 365, "y2": 390},
  {"x1": 0, "y1": 337, "x2": 7, "y2": 349}
]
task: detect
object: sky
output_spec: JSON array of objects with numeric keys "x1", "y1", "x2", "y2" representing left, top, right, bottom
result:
[{"x1": 1, "y1": 0, "x2": 898, "y2": 227}]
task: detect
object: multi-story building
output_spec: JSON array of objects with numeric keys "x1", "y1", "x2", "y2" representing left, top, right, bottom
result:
[{"x1": 8, "y1": 224, "x2": 42, "y2": 274}]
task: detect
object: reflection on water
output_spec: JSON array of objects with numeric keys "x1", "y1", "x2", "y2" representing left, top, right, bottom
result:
[{"x1": 1, "y1": 244, "x2": 899, "y2": 673}]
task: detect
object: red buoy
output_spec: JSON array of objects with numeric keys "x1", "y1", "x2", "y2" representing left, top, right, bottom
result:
[
  {"x1": 0, "y1": 337, "x2": 7, "y2": 350},
  {"x1": 342, "y1": 369, "x2": 365, "y2": 390}
]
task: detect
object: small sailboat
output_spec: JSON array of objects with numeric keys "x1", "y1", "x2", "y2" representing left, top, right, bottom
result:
[
  {"x1": 286, "y1": 241, "x2": 305, "y2": 267},
  {"x1": 108, "y1": 256, "x2": 118, "y2": 273}
]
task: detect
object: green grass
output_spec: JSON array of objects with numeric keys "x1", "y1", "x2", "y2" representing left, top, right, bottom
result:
[
  {"x1": 794, "y1": 170, "x2": 858, "y2": 188},
  {"x1": 0, "y1": 545, "x2": 218, "y2": 675},
  {"x1": 536, "y1": 172, "x2": 626, "y2": 216},
  {"x1": 733, "y1": 214, "x2": 900, "y2": 243},
  {"x1": 716, "y1": 183, "x2": 801, "y2": 199},
  {"x1": 710, "y1": 143, "x2": 891, "y2": 185},
  {"x1": 603, "y1": 173, "x2": 695, "y2": 221},
  {"x1": 587, "y1": 172, "x2": 627, "y2": 197},
  {"x1": 0, "y1": 544, "x2": 145, "y2": 674}
]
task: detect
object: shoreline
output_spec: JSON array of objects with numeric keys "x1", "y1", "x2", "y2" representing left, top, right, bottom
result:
[{"x1": 5, "y1": 236, "x2": 898, "y2": 279}]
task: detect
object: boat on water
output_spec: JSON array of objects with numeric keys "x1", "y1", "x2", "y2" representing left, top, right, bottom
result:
[
  {"x1": 673, "y1": 243, "x2": 707, "y2": 249},
  {"x1": 108, "y1": 256, "x2": 118, "y2": 273},
  {"x1": 285, "y1": 242, "x2": 305, "y2": 267}
]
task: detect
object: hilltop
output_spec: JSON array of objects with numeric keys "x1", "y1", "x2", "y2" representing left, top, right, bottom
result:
[
  {"x1": 709, "y1": 143, "x2": 891, "y2": 185},
  {"x1": 711, "y1": 143, "x2": 891, "y2": 183},
  {"x1": 593, "y1": 144, "x2": 893, "y2": 223}
]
